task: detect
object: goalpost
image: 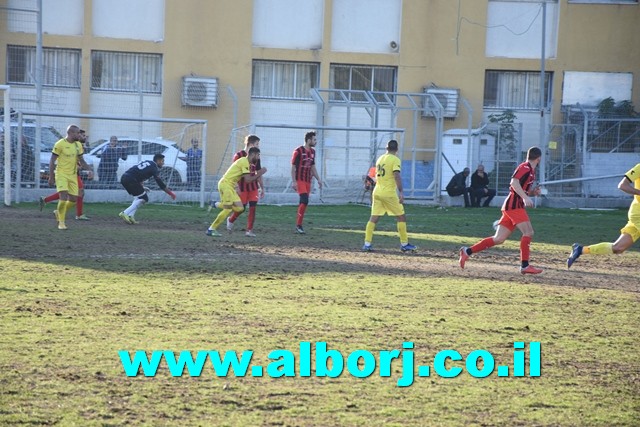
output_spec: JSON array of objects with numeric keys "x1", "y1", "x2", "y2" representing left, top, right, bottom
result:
[{"x1": 5, "y1": 110, "x2": 208, "y2": 207}]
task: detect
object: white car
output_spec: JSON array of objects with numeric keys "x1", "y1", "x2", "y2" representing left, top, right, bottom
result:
[{"x1": 83, "y1": 137, "x2": 189, "y2": 186}]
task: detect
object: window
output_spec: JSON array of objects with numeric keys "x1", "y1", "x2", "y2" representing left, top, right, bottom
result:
[
  {"x1": 251, "y1": 60, "x2": 319, "y2": 100},
  {"x1": 7, "y1": 45, "x2": 81, "y2": 88},
  {"x1": 484, "y1": 70, "x2": 552, "y2": 110},
  {"x1": 329, "y1": 64, "x2": 397, "y2": 102},
  {"x1": 91, "y1": 51, "x2": 162, "y2": 93},
  {"x1": 568, "y1": 0, "x2": 636, "y2": 3}
]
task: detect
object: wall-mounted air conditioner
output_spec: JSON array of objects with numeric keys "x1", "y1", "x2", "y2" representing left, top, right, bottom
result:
[
  {"x1": 422, "y1": 87, "x2": 459, "y2": 118},
  {"x1": 182, "y1": 76, "x2": 218, "y2": 107}
]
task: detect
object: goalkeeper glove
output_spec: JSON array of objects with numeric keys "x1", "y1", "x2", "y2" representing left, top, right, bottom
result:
[{"x1": 167, "y1": 190, "x2": 176, "y2": 200}]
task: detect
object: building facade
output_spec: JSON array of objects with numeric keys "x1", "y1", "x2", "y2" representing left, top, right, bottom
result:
[{"x1": 1, "y1": 0, "x2": 638, "y2": 192}]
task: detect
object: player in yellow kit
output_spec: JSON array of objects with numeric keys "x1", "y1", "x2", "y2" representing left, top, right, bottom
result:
[
  {"x1": 567, "y1": 163, "x2": 640, "y2": 268},
  {"x1": 206, "y1": 147, "x2": 267, "y2": 236},
  {"x1": 362, "y1": 139, "x2": 417, "y2": 252},
  {"x1": 48, "y1": 124, "x2": 93, "y2": 230}
]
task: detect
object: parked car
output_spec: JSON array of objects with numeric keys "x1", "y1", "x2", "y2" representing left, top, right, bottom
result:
[
  {"x1": 83, "y1": 137, "x2": 188, "y2": 186},
  {"x1": 0, "y1": 121, "x2": 63, "y2": 183}
]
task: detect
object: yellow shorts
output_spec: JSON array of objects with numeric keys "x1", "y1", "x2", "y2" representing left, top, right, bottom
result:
[
  {"x1": 371, "y1": 192, "x2": 404, "y2": 217},
  {"x1": 218, "y1": 180, "x2": 241, "y2": 207},
  {"x1": 621, "y1": 221, "x2": 640, "y2": 243},
  {"x1": 55, "y1": 173, "x2": 79, "y2": 196}
]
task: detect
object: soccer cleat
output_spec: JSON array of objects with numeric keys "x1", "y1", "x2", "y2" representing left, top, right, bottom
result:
[
  {"x1": 227, "y1": 218, "x2": 234, "y2": 232},
  {"x1": 53, "y1": 210, "x2": 60, "y2": 222},
  {"x1": 75, "y1": 215, "x2": 90, "y2": 221},
  {"x1": 401, "y1": 243, "x2": 417, "y2": 252},
  {"x1": 39, "y1": 197, "x2": 46, "y2": 211},
  {"x1": 206, "y1": 228, "x2": 221, "y2": 237},
  {"x1": 119, "y1": 211, "x2": 133, "y2": 224},
  {"x1": 57, "y1": 222, "x2": 67, "y2": 230},
  {"x1": 567, "y1": 243, "x2": 583, "y2": 269},
  {"x1": 362, "y1": 244, "x2": 373, "y2": 252},
  {"x1": 129, "y1": 216, "x2": 139, "y2": 224},
  {"x1": 245, "y1": 230, "x2": 256, "y2": 237},
  {"x1": 520, "y1": 265, "x2": 543, "y2": 275},
  {"x1": 296, "y1": 225, "x2": 306, "y2": 234},
  {"x1": 459, "y1": 247, "x2": 469, "y2": 269}
]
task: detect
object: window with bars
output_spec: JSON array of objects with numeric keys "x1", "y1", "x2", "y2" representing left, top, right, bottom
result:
[
  {"x1": 7, "y1": 45, "x2": 81, "y2": 88},
  {"x1": 91, "y1": 51, "x2": 162, "y2": 93},
  {"x1": 251, "y1": 60, "x2": 319, "y2": 100},
  {"x1": 483, "y1": 70, "x2": 552, "y2": 110},
  {"x1": 329, "y1": 64, "x2": 396, "y2": 102}
]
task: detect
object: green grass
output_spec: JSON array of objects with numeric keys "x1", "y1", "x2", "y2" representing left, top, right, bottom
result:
[{"x1": 0, "y1": 203, "x2": 638, "y2": 426}]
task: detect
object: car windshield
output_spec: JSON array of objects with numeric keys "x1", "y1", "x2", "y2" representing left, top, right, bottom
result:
[{"x1": 19, "y1": 126, "x2": 63, "y2": 152}]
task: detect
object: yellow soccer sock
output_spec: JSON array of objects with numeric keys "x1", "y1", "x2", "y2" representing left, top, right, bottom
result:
[
  {"x1": 211, "y1": 209, "x2": 232, "y2": 230},
  {"x1": 397, "y1": 221, "x2": 408, "y2": 245},
  {"x1": 585, "y1": 242, "x2": 613, "y2": 255},
  {"x1": 232, "y1": 205, "x2": 245, "y2": 213},
  {"x1": 58, "y1": 200, "x2": 70, "y2": 221},
  {"x1": 365, "y1": 221, "x2": 376, "y2": 244},
  {"x1": 56, "y1": 200, "x2": 65, "y2": 219}
]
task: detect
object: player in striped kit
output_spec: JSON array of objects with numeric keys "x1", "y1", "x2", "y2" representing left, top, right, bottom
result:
[
  {"x1": 291, "y1": 131, "x2": 322, "y2": 234},
  {"x1": 459, "y1": 146, "x2": 544, "y2": 275},
  {"x1": 226, "y1": 135, "x2": 264, "y2": 237}
]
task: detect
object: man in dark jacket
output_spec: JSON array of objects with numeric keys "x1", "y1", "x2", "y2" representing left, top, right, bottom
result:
[
  {"x1": 446, "y1": 167, "x2": 472, "y2": 207},
  {"x1": 470, "y1": 164, "x2": 496, "y2": 207}
]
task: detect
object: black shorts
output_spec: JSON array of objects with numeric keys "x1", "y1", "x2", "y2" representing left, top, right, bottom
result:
[{"x1": 121, "y1": 173, "x2": 145, "y2": 197}]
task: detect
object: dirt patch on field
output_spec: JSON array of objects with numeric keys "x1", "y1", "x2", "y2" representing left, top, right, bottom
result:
[{"x1": 1, "y1": 206, "x2": 636, "y2": 294}]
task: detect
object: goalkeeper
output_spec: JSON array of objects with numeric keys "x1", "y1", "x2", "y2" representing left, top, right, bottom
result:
[
  {"x1": 207, "y1": 147, "x2": 267, "y2": 237},
  {"x1": 118, "y1": 153, "x2": 176, "y2": 224}
]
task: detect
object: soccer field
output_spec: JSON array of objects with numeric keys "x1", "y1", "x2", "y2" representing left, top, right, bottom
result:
[{"x1": 0, "y1": 203, "x2": 638, "y2": 426}]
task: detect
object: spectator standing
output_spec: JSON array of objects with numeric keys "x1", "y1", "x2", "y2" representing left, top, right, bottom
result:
[
  {"x1": 458, "y1": 146, "x2": 544, "y2": 275},
  {"x1": 470, "y1": 164, "x2": 496, "y2": 207},
  {"x1": 98, "y1": 136, "x2": 127, "y2": 186},
  {"x1": 179, "y1": 138, "x2": 202, "y2": 188},
  {"x1": 446, "y1": 167, "x2": 472, "y2": 207},
  {"x1": 291, "y1": 131, "x2": 323, "y2": 234}
]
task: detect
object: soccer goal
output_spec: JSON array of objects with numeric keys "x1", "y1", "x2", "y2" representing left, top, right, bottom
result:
[{"x1": 213, "y1": 123, "x2": 406, "y2": 205}]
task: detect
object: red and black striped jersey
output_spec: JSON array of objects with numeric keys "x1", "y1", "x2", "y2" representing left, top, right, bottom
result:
[
  {"x1": 291, "y1": 146, "x2": 316, "y2": 183},
  {"x1": 233, "y1": 150, "x2": 261, "y2": 192},
  {"x1": 502, "y1": 161, "x2": 536, "y2": 211}
]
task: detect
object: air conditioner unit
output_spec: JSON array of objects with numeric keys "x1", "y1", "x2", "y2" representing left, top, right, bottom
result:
[
  {"x1": 422, "y1": 88, "x2": 459, "y2": 118},
  {"x1": 182, "y1": 76, "x2": 218, "y2": 107}
]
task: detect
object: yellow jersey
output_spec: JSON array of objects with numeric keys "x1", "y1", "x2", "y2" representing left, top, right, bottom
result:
[
  {"x1": 625, "y1": 163, "x2": 640, "y2": 219},
  {"x1": 221, "y1": 156, "x2": 251, "y2": 187},
  {"x1": 52, "y1": 138, "x2": 84, "y2": 176},
  {"x1": 373, "y1": 153, "x2": 401, "y2": 196}
]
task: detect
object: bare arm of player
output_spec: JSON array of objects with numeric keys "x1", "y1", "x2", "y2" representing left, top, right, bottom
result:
[
  {"x1": 290, "y1": 164, "x2": 297, "y2": 191},
  {"x1": 510, "y1": 177, "x2": 533, "y2": 208},
  {"x1": 48, "y1": 153, "x2": 58, "y2": 186},
  {"x1": 258, "y1": 176, "x2": 265, "y2": 199},
  {"x1": 311, "y1": 165, "x2": 322, "y2": 189},
  {"x1": 618, "y1": 176, "x2": 640, "y2": 197},
  {"x1": 244, "y1": 167, "x2": 267, "y2": 183},
  {"x1": 77, "y1": 155, "x2": 94, "y2": 180},
  {"x1": 394, "y1": 170, "x2": 404, "y2": 204}
]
